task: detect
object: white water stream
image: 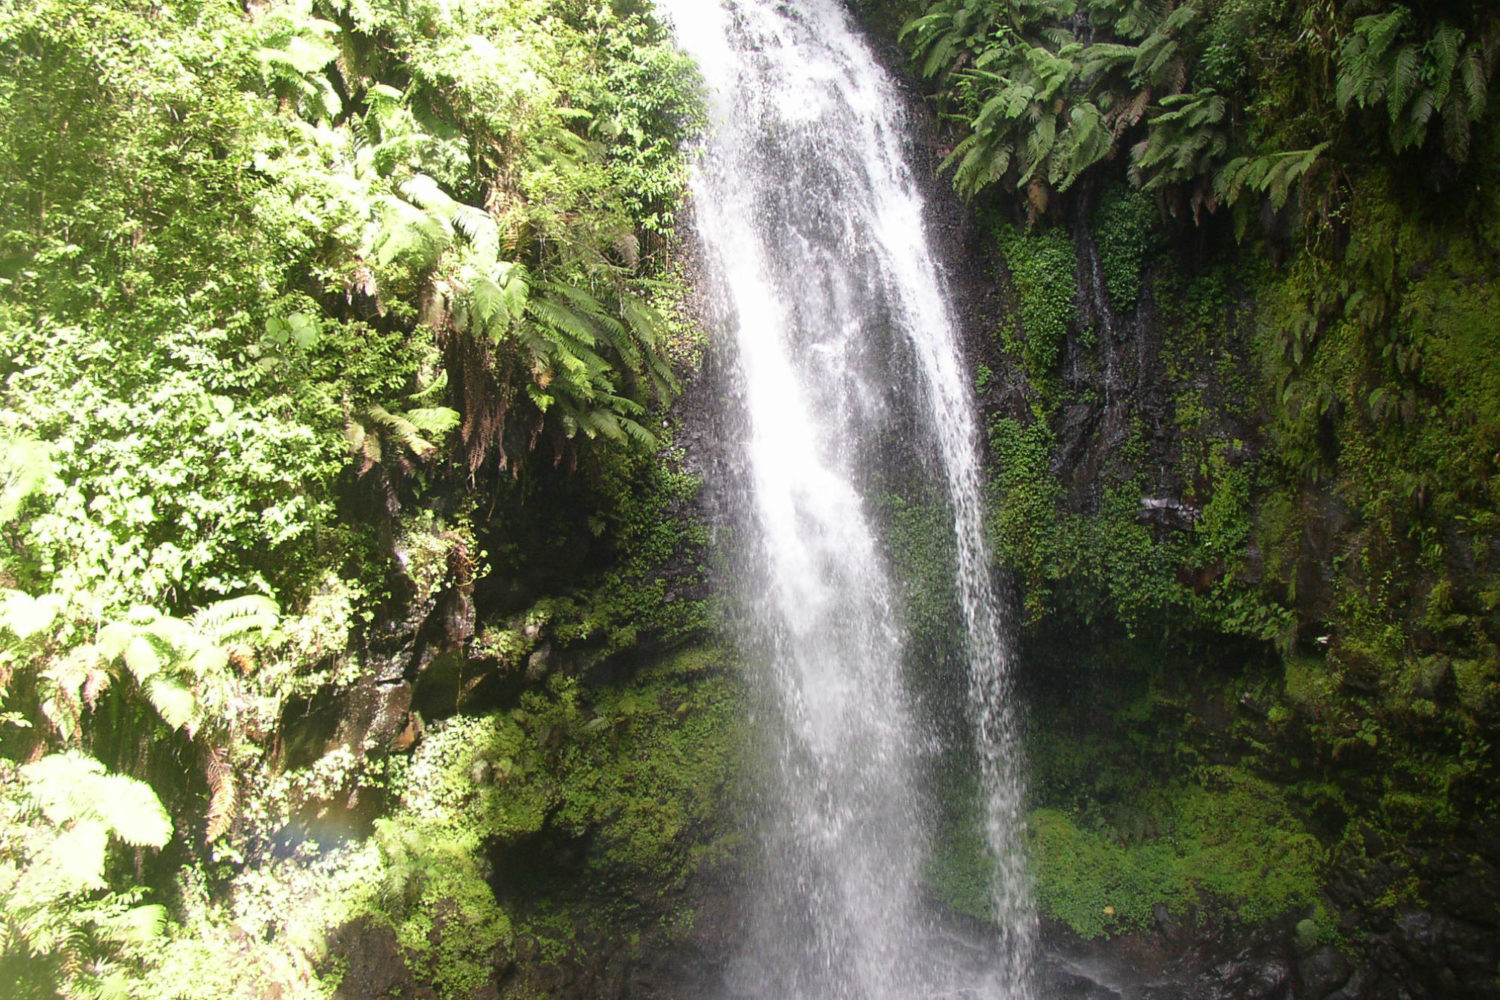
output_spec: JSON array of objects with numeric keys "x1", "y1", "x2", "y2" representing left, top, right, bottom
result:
[{"x1": 654, "y1": 1, "x2": 1036, "y2": 996}]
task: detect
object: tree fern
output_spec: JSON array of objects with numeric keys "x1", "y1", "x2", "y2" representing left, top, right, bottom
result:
[
  {"x1": 1337, "y1": 8, "x2": 1492, "y2": 162},
  {"x1": 900, "y1": 0, "x2": 1006, "y2": 84},
  {"x1": 1, "y1": 754, "x2": 171, "y2": 998},
  {"x1": 252, "y1": 10, "x2": 341, "y2": 122},
  {"x1": 1130, "y1": 91, "x2": 1227, "y2": 193}
]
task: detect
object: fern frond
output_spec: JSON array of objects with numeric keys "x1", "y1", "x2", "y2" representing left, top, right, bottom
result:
[
  {"x1": 1428, "y1": 24, "x2": 1465, "y2": 97},
  {"x1": 617, "y1": 416, "x2": 657, "y2": 449},
  {"x1": 143, "y1": 675, "x2": 197, "y2": 733},
  {"x1": 204, "y1": 749, "x2": 237, "y2": 842},
  {"x1": 45, "y1": 821, "x2": 111, "y2": 892},
  {"x1": 363, "y1": 404, "x2": 436, "y2": 458},
  {"x1": 399, "y1": 173, "x2": 458, "y2": 223},
  {"x1": 575, "y1": 407, "x2": 624, "y2": 443},
  {"x1": 345, "y1": 418, "x2": 381, "y2": 472},
  {"x1": 1160, "y1": 5, "x2": 1199, "y2": 34},
  {"x1": 0, "y1": 434, "x2": 55, "y2": 525},
  {"x1": 527, "y1": 296, "x2": 600, "y2": 348},
  {"x1": 1386, "y1": 44, "x2": 1423, "y2": 125},
  {"x1": 21, "y1": 753, "x2": 172, "y2": 849},
  {"x1": 409, "y1": 369, "x2": 450, "y2": 404},
  {"x1": 0, "y1": 589, "x2": 63, "y2": 640},
  {"x1": 467, "y1": 274, "x2": 513, "y2": 340},
  {"x1": 1395, "y1": 86, "x2": 1437, "y2": 150},
  {"x1": 97, "y1": 905, "x2": 167, "y2": 947},
  {"x1": 1458, "y1": 46, "x2": 1488, "y2": 118},
  {"x1": 1081, "y1": 42, "x2": 1137, "y2": 80},
  {"x1": 1362, "y1": 7, "x2": 1409, "y2": 62},
  {"x1": 372, "y1": 195, "x2": 451, "y2": 270},
  {"x1": 403, "y1": 407, "x2": 461, "y2": 438},
  {"x1": 190, "y1": 596, "x2": 279, "y2": 643},
  {"x1": 451, "y1": 204, "x2": 500, "y2": 265},
  {"x1": 96, "y1": 630, "x2": 162, "y2": 684}
]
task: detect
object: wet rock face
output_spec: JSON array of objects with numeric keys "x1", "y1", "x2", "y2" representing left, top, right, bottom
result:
[
  {"x1": 1030, "y1": 905, "x2": 1500, "y2": 1000},
  {"x1": 1301, "y1": 946, "x2": 1354, "y2": 998},
  {"x1": 326, "y1": 916, "x2": 422, "y2": 1000}
]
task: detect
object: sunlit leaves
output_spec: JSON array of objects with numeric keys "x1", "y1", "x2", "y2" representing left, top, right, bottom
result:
[
  {"x1": 264, "y1": 313, "x2": 322, "y2": 351},
  {"x1": 254, "y1": 8, "x2": 342, "y2": 122},
  {"x1": 21, "y1": 753, "x2": 173, "y2": 850},
  {"x1": 0, "y1": 754, "x2": 172, "y2": 994},
  {"x1": 0, "y1": 589, "x2": 63, "y2": 641},
  {"x1": 0, "y1": 433, "x2": 55, "y2": 525}
]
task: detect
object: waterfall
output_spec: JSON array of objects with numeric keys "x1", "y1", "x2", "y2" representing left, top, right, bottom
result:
[{"x1": 655, "y1": 1, "x2": 1035, "y2": 996}]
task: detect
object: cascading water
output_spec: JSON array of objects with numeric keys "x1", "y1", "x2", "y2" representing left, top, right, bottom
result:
[{"x1": 654, "y1": 1, "x2": 1036, "y2": 996}]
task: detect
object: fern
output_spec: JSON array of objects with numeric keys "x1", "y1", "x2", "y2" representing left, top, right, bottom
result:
[
  {"x1": 1337, "y1": 8, "x2": 1491, "y2": 161},
  {"x1": 93, "y1": 608, "x2": 250, "y2": 735},
  {"x1": 403, "y1": 407, "x2": 461, "y2": 439},
  {"x1": 1214, "y1": 143, "x2": 1329, "y2": 225},
  {"x1": 189, "y1": 595, "x2": 279, "y2": 643},
  {"x1": 1130, "y1": 90, "x2": 1228, "y2": 195},
  {"x1": 204, "y1": 747, "x2": 237, "y2": 842},
  {"x1": 361, "y1": 404, "x2": 438, "y2": 458},
  {"x1": 0, "y1": 588, "x2": 63, "y2": 640},
  {"x1": 21, "y1": 753, "x2": 172, "y2": 850},
  {"x1": 140, "y1": 675, "x2": 195, "y2": 732},
  {"x1": 253, "y1": 11, "x2": 341, "y2": 122},
  {"x1": 97, "y1": 905, "x2": 167, "y2": 948},
  {"x1": 900, "y1": 0, "x2": 1006, "y2": 84},
  {"x1": 0, "y1": 433, "x2": 55, "y2": 525},
  {"x1": 372, "y1": 194, "x2": 450, "y2": 270},
  {"x1": 527, "y1": 295, "x2": 602, "y2": 350}
]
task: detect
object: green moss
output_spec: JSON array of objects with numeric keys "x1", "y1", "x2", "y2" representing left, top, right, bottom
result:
[
  {"x1": 923, "y1": 769, "x2": 995, "y2": 922},
  {"x1": 321, "y1": 644, "x2": 744, "y2": 998},
  {"x1": 1027, "y1": 769, "x2": 1324, "y2": 939},
  {"x1": 547, "y1": 646, "x2": 742, "y2": 879},
  {"x1": 1284, "y1": 653, "x2": 1338, "y2": 712},
  {"x1": 394, "y1": 645, "x2": 741, "y2": 886},
  {"x1": 997, "y1": 225, "x2": 1078, "y2": 382},
  {"x1": 879, "y1": 488, "x2": 961, "y2": 648},
  {"x1": 927, "y1": 817, "x2": 995, "y2": 923},
  {"x1": 537, "y1": 443, "x2": 715, "y2": 658},
  {"x1": 374, "y1": 819, "x2": 514, "y2": 998},
  {"x1": 1452, "y1": 653, "x2": 1500, "y2": 713},
  {"x1": 1091, "y1": 185, "x2": 1159, "y2": 310},
  {"x1": 985, "y1": 413, "x2": 1064, "y2": 622}
]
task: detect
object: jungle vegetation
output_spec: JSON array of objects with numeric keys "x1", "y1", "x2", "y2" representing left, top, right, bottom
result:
[
  {"x1": 0, "y1": 0, "x2": 714, "y2": 995},
  {"x1": 868, "y1": 0, "x2": 1500, "y2": 951},
  {"x1": 2, "y1": 0, "x2": 1499, "y2": 995}
]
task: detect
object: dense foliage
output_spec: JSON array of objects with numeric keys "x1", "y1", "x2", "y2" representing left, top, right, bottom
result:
[
  {"x1": 875, "y1": 0, "x2": 1500, "y2": 955},
  {"x1": 0, "y1": 0, "x2": 711, "y2": 995},
  {"x1": 5, "y1": 0, "x2": 1498, "y2": 992}
]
